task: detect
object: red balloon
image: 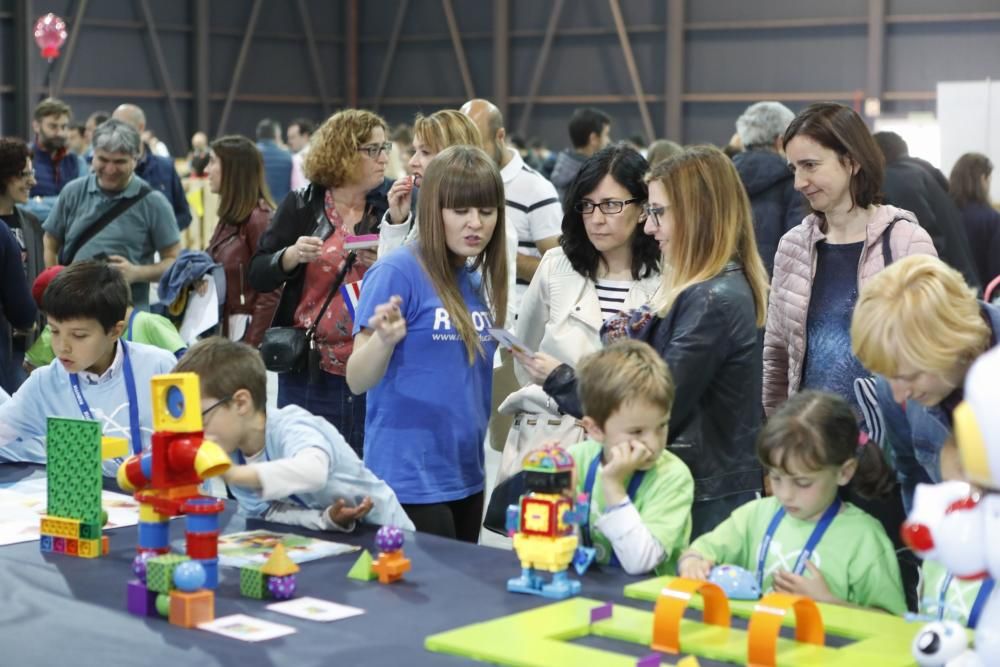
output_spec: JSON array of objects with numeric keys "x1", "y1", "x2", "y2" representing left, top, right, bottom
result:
[{"x1": 33, "y1": 13, "x2": 68, "y2": 60}]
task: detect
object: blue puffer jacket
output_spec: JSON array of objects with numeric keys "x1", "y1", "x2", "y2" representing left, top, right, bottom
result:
[
  {"x1": 877, "y1": 301, "x2": 1000, "y2": 512},
  {"x1": 732, "y1": 148, "x2": 803, "y2": 277}
]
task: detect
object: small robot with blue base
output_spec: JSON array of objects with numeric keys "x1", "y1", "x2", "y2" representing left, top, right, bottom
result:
[{"x1": 506, "y1": 445, "x2": 591, "y2": 600}]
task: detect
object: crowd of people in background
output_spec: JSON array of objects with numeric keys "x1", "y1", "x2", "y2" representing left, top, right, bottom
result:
[{"x1": 0, "y1": 90, "x2": 998, "y2": 622}]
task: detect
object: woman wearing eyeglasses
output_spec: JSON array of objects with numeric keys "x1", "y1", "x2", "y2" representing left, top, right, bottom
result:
[
  {"x1": 249, "y1": 109, "x2": 391, "y2": 458},
  {"x1": 0, "y1": 137, "x2": 41, "y2": 393},
  {"x1": 519, "y1": 146, "x2": 769, "y2": 538},
  {"x1": 499, "y1": 145, "x2": 661, "y2": 483}
]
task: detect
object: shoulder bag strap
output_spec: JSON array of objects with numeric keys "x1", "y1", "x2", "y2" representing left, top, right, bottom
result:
[
  {"x1": 60, "y1": 184, "x2": 152, "y2": 264},
  {"x1": 881, "y1": 215, "x2": 907, "y2": 268}
]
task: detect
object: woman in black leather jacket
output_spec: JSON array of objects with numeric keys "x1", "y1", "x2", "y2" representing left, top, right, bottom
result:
[
  {"x1": 248, "y1": 109, "x2": 391, "y2": 457},
  {"x1": 521, "y1": 146, "x2": 769, "y2": 538}
]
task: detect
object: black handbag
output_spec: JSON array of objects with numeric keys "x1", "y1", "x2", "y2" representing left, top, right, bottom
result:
[{"x1": 260, "y1": 251, "x2": 358, "y2": 375}]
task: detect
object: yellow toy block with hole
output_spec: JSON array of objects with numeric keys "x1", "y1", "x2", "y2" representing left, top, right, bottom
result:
[
  {"x1": 101, "y1": 436, "x2": 129, "y2": 460},
  {"x1": 77, "y1": 538, "x2": 101, "y2": 559},
  {"x1": 41, "y1": 515, "x2": 80, "y2": 538},
  {"x1": 150, "y1": 373, "x2": 203, "y2": 433},
  {"x1": 139, "y1": 504, "x2": 170, "y2": 523}
]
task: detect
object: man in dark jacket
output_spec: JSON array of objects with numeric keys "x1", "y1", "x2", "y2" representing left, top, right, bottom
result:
[
  {"x1": 549, "y1": 107, "x2": 612, "y2": 205},
  {"x1": 873, "y1": 132, "x2": 980, "y2": 291},
  {"x1": 256, "y1": 118, "x2": 293, "y2": 205},
  {"x1": 731, "y1": 101, "x2": 804, "y2": 277}
]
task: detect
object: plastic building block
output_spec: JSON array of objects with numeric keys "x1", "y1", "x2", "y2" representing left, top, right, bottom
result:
[
  {"x1": 168, "y1": 589, "x2": 214, "y2": 628},
  {"x1": 239, "y1": 565, "x2": 268, "y2": 599},
  {"x1": 79, "y1": 522, "x2": 102, "y2": 540},
  {"x1": 138, "y1": 504, "x2": 169, "y2": 523},
  {"x1": 101, "y1": 435, "x2": 129, "y2": 460},
  {"x1": 590, "y1": 602, "x2": 613, "y2": 623},
  {"x1": 146, "y1": 554, "x2": 191, "y2": 594},
  {"x1": 260, "y1": 543, "x2": 300, "y2": 577},
  {"x1": 173, "y1": 561, "x2": 207, "y2": 592},
  {"x1": 40, "y1": 535, "x2": 53, "y2": 553},
  {"x1": 746, "y1": 592, "x2": 823, "y2": 667},
  {"x1": 372, "y1": 549, "x2": 411, "y2": 585},
  {"x1": 137, "y1": 520, "x2": 170, "y2": 551},
  {"x1": 375, "y1": 526, "x2": 405, "y2": 552},
  {"x1": 46, "y1": 418, "x2": 103, "y2": 523},
  {"x1": 53, "y1": 537, "x2": 65, "y2": 553},
  {"x1": 155, "y1": 593, "x2": 170, "y2": 617},
  {"x1": 151, "y1": 373, "x2": 203, "y2": 433},
  {"x1": 197, "y1": 558, "x2": 219, "y2": 589},
  {"x1": 651, "y1": 578, "x2": 731, "y2": 654},
  {"x1": 185, "y1": 531, "x2": 219, "y2": 560},
  {"x1": 268, "y1": 574, "x2": 297, "y2": 600},
  {"x1": 40, "y1": 515, "x2": 80, "y2": 538},
  {"x1": 101, "y1": 535, "x2": 109, "y2": 556},
  {"x1": 346, "y1": 549, "x2": 377, "y2": 582},
  {"x1": 66, "y1": 538, "x2": 78, "y2": 556},
  {"x1": 77, "y1": 538, "x2": 101, "y2": 559},
  {"x1": 127, "y1": 580, "x2": 157, "y2": 617},
  {"x1": 133, "y1": 552, "x2": 154, "y2": 582}
]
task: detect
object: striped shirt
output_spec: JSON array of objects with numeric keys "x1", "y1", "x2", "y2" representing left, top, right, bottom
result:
[{"x1": 595, "y1": 279, "x2": 633, "y2": 321}]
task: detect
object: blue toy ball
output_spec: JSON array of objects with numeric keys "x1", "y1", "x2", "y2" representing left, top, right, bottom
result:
[
  {"x1": 172, "y1": 560, "x2": 207, "y2": 592},
  {"x1": 708, "y1": 564, "x2": 761, "y2": 600}
]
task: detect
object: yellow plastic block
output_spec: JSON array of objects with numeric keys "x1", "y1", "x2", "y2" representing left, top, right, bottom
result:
[
  {"x1": 101, "y1": 436, "x2": 129, "y2": 460},
  {"x1": 512, "y1": 534, "x2": 578, "y2": 573},
  {"x1": 77, "y1": 538, "x2": 101, "y2": 559},
  {"x1": 139, "y1": 504, "x2": 170, "y2": 523},
  {"x1": 40, "y1": 515, "x2": 80, "y2": 538},
  {"x1": 151, "y1": 373, "x2": 203, "y2": 433}
]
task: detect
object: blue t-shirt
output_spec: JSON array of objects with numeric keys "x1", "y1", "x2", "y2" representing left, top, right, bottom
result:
[
  {"x1": 353, "y1": 246, "x2": 497, "y2": 504},
  {"x1": 801, "y1": 240, "x2": 868, "y2": 409}
]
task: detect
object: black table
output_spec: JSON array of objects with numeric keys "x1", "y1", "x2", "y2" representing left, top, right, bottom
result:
[{"x1": 0, "y1": 464, "x2": 656, "y2": 667}]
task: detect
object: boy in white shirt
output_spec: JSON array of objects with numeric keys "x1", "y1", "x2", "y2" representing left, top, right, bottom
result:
[{"x1": 173, "y1": 337, "x2": 413, "y2": 532}]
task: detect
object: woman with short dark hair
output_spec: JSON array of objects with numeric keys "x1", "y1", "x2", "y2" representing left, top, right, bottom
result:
[{"x1": 949, "y1": 152, "x2": 1000, "y2": 288}]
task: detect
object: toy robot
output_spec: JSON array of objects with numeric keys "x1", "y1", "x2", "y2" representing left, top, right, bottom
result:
[
  {"x1": 506, "y1": 445, "x2": 590, "y2": 599},
  {"x1": 902, "y1": 348, "x2": 1000, "y2": 667}
]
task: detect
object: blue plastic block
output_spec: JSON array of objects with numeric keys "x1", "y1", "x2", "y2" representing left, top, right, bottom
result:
[
  {"x1": 40, "y1": 535, "x2": 53, "y2": 552},
  {"x1": 197, "y1": 558, "x2": 219, "y2": 589},
  {"x1": 185, "y1": 512, "x2": 220, "y2": 533},
  {"x1": 137, "y1": 521, "x2": 170, "y2": 550}
]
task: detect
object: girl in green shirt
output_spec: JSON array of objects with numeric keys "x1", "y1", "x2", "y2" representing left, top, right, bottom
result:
[{"x1": 678, "y1": 390, "x2": 906, "y2": 614}]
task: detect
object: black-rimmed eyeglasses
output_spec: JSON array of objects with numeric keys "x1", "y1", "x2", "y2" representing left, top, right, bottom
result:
[
  {"x1": 202, "y1": 396, "x2": 233, "y2": 419},
  {"x1": 639, "y1": 203, "x2": 666, "y2": 228},
  {"x1": 358, "y1": 142, "x2": 393, "y2": 159},
  {"x1": 573, "y1": 198, "x2": 642, "y2": 215}
]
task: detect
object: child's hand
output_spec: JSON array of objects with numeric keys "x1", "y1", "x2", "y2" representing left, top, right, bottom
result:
[
  {"x1": 601, "y1": 440, "x2": 654, "y2": 504},
  {"x1": 678, "y1": 552, "x2": 713, "y2": 580},
  {"x1": 368, "y1": 296, "x2": 406, "y2": 346},
  {"x1": 327, "y1": 496, "x2": 374, "y2": 529},
  {"x1": 772, "y1": 561, "x2": 836, "y2": 604}
]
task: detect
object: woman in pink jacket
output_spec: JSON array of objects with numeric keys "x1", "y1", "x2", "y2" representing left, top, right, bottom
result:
[{"x1": 762, "y1": 102, "x2": 936, "y2": 417}]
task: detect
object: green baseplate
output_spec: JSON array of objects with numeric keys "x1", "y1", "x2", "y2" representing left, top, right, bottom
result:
[{"x1": 424, "y1": 575, "x2": 925, "y2": 666}]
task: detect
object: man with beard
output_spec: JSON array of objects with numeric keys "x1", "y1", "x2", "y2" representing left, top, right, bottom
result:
[{"x1": 27, "y1": 98, "x2": 87, "y2": 220}]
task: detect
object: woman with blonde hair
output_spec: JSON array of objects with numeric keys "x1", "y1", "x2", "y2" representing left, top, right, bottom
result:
[
  {"x1": 525, "y1": 145, "x2": 769, "y2": 536},
  {"x1": 205, "y1": 135, "x2": 279, "y2": 347},
  {"x1": 249, "y1": 109, "x2": 391, "y2": 457},
  {"x1": 763, "y1": 102, "x2": 936, "y2": 418},
  {"x1": 347, "y1": 145, "x2": 507, "y2": 542},
  {"x1": 851, "y1": 254, "x2": 1000, "y2": 511}
]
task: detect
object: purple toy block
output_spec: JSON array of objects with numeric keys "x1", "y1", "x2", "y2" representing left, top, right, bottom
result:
[
  {"x1": 127, "y1": 579, "x2": 158, "y2": 617},
  {"x1": 635, "y1": 654, "x2": 662, "y2": 667},
  {"x1": 53, "y1": 537, "x2": 66, "y2": 553},
  {"x1": 589, "y1": 602, "x2": 613, "y2": 623}
]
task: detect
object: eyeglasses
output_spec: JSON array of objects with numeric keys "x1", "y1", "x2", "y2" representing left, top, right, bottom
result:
[
  {"x1": 201, "y1": 396, "x2": 233, "y2": 419},
  {"x1": 358, "y1": 142, "x2": 393, "y2": 159},
  {"x1": 19, "y1": 169, "x2": 35, "y2": 179},
  {"x1": 639, "y1": 203, "x2": 666, "y2": 228},
  {"x1": 574, "y1": 198, "x2": 641, "y2": 215}
]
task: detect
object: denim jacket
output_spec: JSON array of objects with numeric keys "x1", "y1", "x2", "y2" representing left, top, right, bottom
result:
[{"x1": 878, "y1": 301, "x2": 1000, "y2": 512}]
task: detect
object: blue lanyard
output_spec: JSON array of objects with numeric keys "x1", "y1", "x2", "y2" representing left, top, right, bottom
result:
[
  {"x1": 938, "y1": 573, "x2": 995, "y2": 628},
  {"x1": 68, "y1": 341, "x2": 142, "y2": 455},
  {"x1": 236, "y1": 448, "x2": 308, "y2": 508},
  {"x1": 581, "y1": 453, "x2": 646, "y2": 568},
  {"x1": 756, "y1": 497, "x2": 841, "y2": 592},
  {"x1": 125, "y1": 309, "x2": 138, "y2": 342}
]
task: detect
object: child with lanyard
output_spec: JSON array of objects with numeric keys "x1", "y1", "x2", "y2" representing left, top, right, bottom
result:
[
  {"x1": 568, "y1": 339, "x2": 694, "y2": 575},
  {"x1": 24, "y1": 264, "x2": 186, "y2": 372},
  {"x1": 679, "y1": 390, "x2": 906, "y2": 613},
  {"x1": 0, "y1": 261, "x2": 176, "y2": 475},
  {"x1": 346, "y1": 145, "x2": 508, "y2": 543}
]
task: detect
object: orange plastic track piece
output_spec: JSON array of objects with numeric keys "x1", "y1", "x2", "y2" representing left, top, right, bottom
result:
[
  {"x1": 746, "y1": 592, "x2": 824, "y2": 667},
  {"x1": 651, "y1": 578, "x2": 731, "y2": 654}
]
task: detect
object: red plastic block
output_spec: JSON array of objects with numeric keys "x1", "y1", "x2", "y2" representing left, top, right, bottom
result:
[
  {"x1": 185, "y1": 531, "x2": 219, "y2": 559},
  {"x1": 66, "y1": 538, "x2": 78, "y2": 556},
  {"x1": 102, "y1": 535, "x2": 110, "y2": 556}
]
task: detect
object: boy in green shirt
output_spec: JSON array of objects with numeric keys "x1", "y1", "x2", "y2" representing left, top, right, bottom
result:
[{"x1": 568, "y1": 340, "x2": 694, "y2": 575}]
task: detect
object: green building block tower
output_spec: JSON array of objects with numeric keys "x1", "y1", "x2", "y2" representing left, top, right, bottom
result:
[{"x1": 46, "y1": 418, "x2": 103, "y2": 524}]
